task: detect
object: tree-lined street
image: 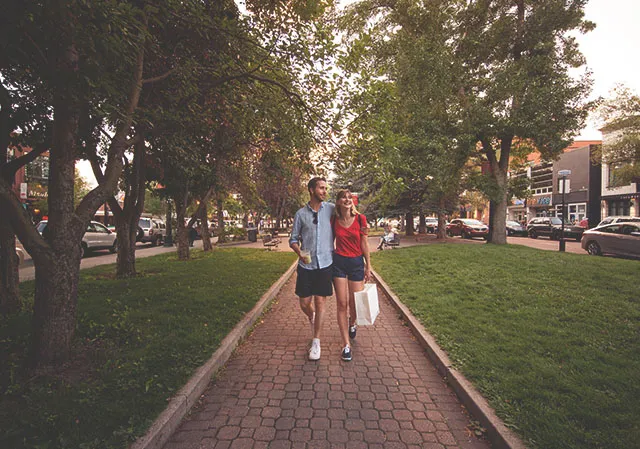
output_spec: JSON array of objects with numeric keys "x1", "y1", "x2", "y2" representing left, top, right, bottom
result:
[{"x1": 2, "y1": 1, "x2": 639, "y2": 448}]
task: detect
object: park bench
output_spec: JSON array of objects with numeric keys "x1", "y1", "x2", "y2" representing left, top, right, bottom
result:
[{"x1": 262, "y1": 235, "x2": 279, "y2": 250}]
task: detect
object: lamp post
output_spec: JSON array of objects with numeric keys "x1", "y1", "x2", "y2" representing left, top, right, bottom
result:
[{"x1": 558, "y1": 170, "x2": 571, "y2": 252}]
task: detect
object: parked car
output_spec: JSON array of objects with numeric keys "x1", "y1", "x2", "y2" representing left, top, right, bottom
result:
[
  {"x1": 506, "y1": 220, "x2": 527, "y2": 237},
  {"x1": 446, "y1": 219, "x2": 489, "y2": 239},
  {"x1": 15, "y1": 239, "x2": 25, "y2": 265},
  {"x1": 137, "y1": 217, "x2": 166, "y2": 246},
  {"x1": 596, "y1": 216, "x2": 640, "y2": 228},
  {"x1": 527, "y1": 217, "x2": 584, "y2": 241},
  {"x1": 581, "y1": 223, "x2": 640, "y2": 258},
  {"x1": 37, "y1": 220, "x2": 118, "y2": 257},
  {"x1": 425, "y1": 217, "x2": 439, "y2": 233}
]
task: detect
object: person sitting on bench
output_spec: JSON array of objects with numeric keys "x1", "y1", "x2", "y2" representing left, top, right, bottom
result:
[{"x1": 377, "y1": 224, "x2": 397, "y2": 250}]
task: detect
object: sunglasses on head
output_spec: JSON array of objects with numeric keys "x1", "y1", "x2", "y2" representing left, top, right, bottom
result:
[{"x1": 312, "y1": 211, "x2": 318, "y2": 225}]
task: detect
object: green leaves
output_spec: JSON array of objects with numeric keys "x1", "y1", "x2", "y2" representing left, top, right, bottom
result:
[{"x1": 598, "y1": 86, "x2": 640, "y2": 186}]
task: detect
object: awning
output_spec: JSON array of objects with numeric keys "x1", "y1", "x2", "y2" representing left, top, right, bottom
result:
[{"x1": 601, "y1": 192, "x2": 640, "y2": 200}]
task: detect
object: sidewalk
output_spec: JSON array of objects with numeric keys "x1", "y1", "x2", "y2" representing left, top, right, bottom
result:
[{"x1": 162, "y1": 273, "x2": 491, "y2": 449}]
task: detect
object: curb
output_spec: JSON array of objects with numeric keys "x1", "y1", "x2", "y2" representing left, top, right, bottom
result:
[
  {"x1": 130, "y1": 260, "x2": 298, "y2": 449},
  {"x1": 371, "y1": 269, "x2": 528, "y2": 449}
]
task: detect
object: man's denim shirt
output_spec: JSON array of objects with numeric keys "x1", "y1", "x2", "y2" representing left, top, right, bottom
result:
[{"x1": 289, "y1": 202, "x2": 335, "y2": 270}]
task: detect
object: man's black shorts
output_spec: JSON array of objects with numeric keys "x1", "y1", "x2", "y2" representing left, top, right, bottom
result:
[{"x1": 295, "y1": 265, "x2": 333, "y2": 298}]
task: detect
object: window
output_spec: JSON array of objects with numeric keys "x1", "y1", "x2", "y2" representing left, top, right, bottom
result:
[
  {"x1": 608, "y1": 163, "x2": 628, "y2": 187},
  {"x1": 621, "y1": 224, "x2": 640, "y2": 235},
  {"x1": 558, "y1": 178, "x2": 571, "y2": 194},
  {"x1": 94, "y1": 223, "x2": 110, "y2": 233},
  {"x1": 608, "y1": 200, "x2": 631, "y2": 217},
  {"x1": 601, "y1": 225, "x2": 620, "y2": 234},
  {"x1": 568, "y1": 203, "x2": 586, "y2": 223}
]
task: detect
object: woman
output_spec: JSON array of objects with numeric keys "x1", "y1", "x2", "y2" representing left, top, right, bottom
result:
[{"x1": 332, "y1": 189, "x2": 371, "y2": 361}]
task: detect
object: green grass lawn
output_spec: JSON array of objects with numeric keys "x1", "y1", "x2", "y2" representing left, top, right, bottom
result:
[
  {"x1": 372, "y1": 244, "x2": 640, "y2": 449},
  {"x1": 0, "y1": 248, "x2": 296, "y2": 449}
]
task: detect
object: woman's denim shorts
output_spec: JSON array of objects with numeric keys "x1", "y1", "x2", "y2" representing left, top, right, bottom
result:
[{"x1": 332, "y1": 252, "x2": 365, "y2": 281}]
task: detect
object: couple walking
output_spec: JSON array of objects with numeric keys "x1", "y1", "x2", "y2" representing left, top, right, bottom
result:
[{"x1": 289, "y1": 177, "x2": 371, "y2": 362}]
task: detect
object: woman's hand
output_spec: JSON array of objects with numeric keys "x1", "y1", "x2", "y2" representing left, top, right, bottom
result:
[{"x1": 364, "y1": 267, "x2": 371, "y2": 282}]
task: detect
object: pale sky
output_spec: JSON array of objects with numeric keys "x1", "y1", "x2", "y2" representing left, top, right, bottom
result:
[
  {"x1": 575, "y1": 0, "x2": 640, "y2": 139},
  {"x1": 79, "y1": 0, "x2": 639, "y2": 184}
]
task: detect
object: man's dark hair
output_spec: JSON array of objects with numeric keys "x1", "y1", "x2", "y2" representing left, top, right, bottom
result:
[{"x1": 308, "y1": 177, "x2": 326, "y2": 192}]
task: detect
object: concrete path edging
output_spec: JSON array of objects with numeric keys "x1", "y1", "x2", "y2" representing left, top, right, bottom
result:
[
  {"x1": 371, "y1": 268, "x2": 528, "y2": 449},
  {"x1": 130, "y1": 260, "x2": 298, "y2": 449}
]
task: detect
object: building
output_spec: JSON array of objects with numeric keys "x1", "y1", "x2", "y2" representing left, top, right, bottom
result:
[
  {"x1": 600, "y1": 130, "x2": 639, "y2": 219},
  {"x1": 9, "y1": 145, "x2": 50, "y2": 223},
  {"x1": 508, "y1": 140, "x2": 602, "y2": 225}
]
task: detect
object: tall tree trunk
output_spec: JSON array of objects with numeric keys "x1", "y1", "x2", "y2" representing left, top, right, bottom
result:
[
  {"x1": 114, "y1": 138, "x2": 145, "y2": 277},
  {"x1": 483, "y1": 137, "x2": 510, "y2": 245},
  {"x1": 487, "y1": 170, "x2": 508, "y2": 244},
  {"x1": 31, "y1": 249, "x2": 82, "y2": 367},
  {"x1": 0, "y1": 220, "x2": 20, "y2": 315},
  {"x1": 115, "y1": 215, "x2": 138, "y2": 277},
  {"x1": 437, "y1": 196, "x2": 447, "y2": 239},
  {"x1": 276, "y1": 196, "x2": 285, "y2": 230},
  {"x1": 29, "y1": 40, "x2": 82, "y2": 367},
  {"x1": 418, "y1": 212, "x2": 426, "y2": 234},
  {"x1": 199, "y1": 204, "x2": 213, "y2": 251},
  {"x1": 175, "y1": 188, "x2": 190, "y2": 260},
  {"x1": 164, "y1": 199, "x2": 173, "y2": 246},
  {"x1": 217, "y1": 198, "x2": 226, "y2": 244},
  {"x1": 405, "y1": 212, "x2": 414, "y2": 236}
]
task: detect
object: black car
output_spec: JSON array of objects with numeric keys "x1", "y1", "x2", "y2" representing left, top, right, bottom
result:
[
  {"x1": 527, "y1": 217, "x2": 584, "y2": 241},
  {"x1": 506, "y1": 220, "x2": 527, "y2": 237}
]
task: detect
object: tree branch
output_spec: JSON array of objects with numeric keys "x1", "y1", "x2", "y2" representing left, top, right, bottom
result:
[
  {"x1": 1, "y1": 142, "x2": 49, "y2": 183},
  {"x1": 142, "y1": 67, "x2": 177, "y2": 84}
]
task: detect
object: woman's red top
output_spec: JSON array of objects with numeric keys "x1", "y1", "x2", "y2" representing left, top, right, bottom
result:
[{"x1": 333, "y1": 214, "x2": 368, "y2": 258}]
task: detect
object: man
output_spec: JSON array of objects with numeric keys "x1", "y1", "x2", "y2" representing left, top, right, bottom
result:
[{"x1": 289, "y1": 177, "x2": 335, "y2": 361}]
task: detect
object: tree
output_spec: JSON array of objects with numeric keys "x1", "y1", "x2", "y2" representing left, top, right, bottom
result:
[
  {"x1": 335, "y1": 0, "x2": 474, "y2": 237},
  {"x1": 457, "y1": 0, "x2": 594, "y2": 243},
  {"x1": 597, "y1": 86, "x2": 640, "y2": 186},
  {"x1": 336, "y1": 0, "x2": 594, "y2": 244},
  {"x1": 0, "y1": 0, "x2": 214, "y2": 367}
]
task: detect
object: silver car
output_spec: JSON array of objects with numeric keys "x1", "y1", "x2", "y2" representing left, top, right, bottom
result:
[
  {"x1": 581, "y1": 223, "x2": 640, "y2": 258},
  {"x1": 37, "y1": 220, "x2": 118, "y2": 257}
]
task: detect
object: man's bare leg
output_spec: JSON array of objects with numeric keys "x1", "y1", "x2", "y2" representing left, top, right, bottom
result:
[{"x1": 313, "y1": 295, "x2": 328, "y2": 339}]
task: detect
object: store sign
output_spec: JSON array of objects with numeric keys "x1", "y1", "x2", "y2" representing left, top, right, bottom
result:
[
  {"x1": 533, "y1": 196, "x2": 551, "y2": 206},
  {"x1": 20, "y1": 183, "x2": 27, "y2": 199}
]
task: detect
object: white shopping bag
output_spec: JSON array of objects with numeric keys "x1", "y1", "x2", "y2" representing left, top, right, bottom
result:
[{"x1": 354, "y1": 283, "x2": 380, "y2": 326}]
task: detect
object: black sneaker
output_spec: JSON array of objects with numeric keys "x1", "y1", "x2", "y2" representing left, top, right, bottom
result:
[
  {"x1": 341, "y1": 345, "x2": 352, "y2": 361},
  {"x1": 349, "y1": 324, "x2": 357, "y2": 340}
]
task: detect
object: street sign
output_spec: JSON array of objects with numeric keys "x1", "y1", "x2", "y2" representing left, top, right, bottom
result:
[
  {"x1": 20, "y1": 183, "x2": 27, "y2": 199},
  {"x1": 558, "y1": 169, "x2": 571, "y2": 177}
]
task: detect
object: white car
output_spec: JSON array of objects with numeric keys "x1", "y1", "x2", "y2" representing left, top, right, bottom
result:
[
  {"x1": 596, "y1": 216, "x2": 640, "y2": 228},
  {"x1": 137, "y1": 217, "x2": 166, "y2": 246},
  {"x1": 15, "y1": 239, "x2": 25, "y2": 265},
  {"x1": 37, "y1": 220, "x2": 118, "y2": 257},
  {"x1": 581, "y1": 222, "x2": 640, "y2": 258}
]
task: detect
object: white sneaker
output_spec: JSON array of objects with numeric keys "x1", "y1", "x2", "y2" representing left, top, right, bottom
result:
[{"x1": 309, "y1": 338, "x2": 321, "y2": 361}]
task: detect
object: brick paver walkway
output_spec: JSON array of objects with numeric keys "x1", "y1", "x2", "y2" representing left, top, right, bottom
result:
[{"x1": 163, "y1": 273, "x2": 491, "y2": 449}]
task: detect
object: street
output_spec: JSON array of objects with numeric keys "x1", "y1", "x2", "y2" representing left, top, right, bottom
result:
[
  {"x1": 18, "y1": 233, "x2": 588, "y2": 283},
  {"x1": 18, "y1": 239, "x2": 214, "y2": 281}
]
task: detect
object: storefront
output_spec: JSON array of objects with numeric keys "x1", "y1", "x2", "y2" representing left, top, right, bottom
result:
[
  {"x1": 528, "y1": 194, "x2": 553, "y2": 219},
  {"x1": 601, "y1": 192, "x2": 639, "y2": 218}
]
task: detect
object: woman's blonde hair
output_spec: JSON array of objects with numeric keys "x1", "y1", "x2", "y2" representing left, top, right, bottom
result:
[{"x1": 334, "y1": 189, "x2": 359, "y2": 219}]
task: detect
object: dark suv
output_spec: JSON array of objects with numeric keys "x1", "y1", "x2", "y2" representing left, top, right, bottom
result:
[{"x1": 527, "y1": 217, "x2": 584, "y2": 241}]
